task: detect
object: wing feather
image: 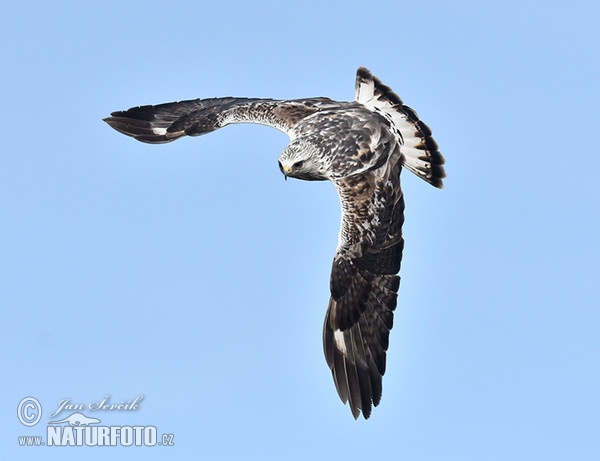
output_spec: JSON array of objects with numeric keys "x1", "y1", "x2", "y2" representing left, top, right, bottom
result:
[
  {"x1": 104, "y1": 97, "x2": 338, "y2": 144},
  {"x1": 324, "y1": 152, "x2": 405, "y2": 419}
]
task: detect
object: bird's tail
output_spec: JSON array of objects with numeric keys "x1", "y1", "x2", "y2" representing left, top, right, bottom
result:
[{"x1": 355, "y1": 67, "x2": 446, "y2": 188}]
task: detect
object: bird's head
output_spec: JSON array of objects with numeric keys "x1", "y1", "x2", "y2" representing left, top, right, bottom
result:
[{"x1": 278, "y1": 140, "x2": 328, "y2": 181}]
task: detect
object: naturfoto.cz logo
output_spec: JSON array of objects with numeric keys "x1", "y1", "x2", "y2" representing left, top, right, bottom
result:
[{"x1": 17, "y1": 395, "x2": 175, "y2": 448}]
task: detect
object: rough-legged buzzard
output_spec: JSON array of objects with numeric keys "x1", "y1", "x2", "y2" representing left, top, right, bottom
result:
[{"x1": 104, "y1": 67, "x2": 445, "y2": 419}]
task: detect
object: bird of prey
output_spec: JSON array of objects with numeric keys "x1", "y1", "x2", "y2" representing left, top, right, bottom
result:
[{"x1": 104, "y1": 67, "x2": 445, "y2": 419}]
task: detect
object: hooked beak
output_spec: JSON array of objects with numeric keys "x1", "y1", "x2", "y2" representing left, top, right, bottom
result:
[{"x1": 279, "y1": 161, "x2": 291, "y2": 181}]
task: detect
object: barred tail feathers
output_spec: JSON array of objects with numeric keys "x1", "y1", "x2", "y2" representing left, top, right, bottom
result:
[{"x1": 355, "y1": 67, "x2": 445, "y2": 188}]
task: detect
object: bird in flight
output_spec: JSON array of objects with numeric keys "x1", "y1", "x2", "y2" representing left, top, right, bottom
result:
[{"x1": 104, "y1": 67, "x2": 445, "y2": 419}]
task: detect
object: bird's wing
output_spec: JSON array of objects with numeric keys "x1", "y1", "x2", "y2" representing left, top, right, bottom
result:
[
  {"x1": 104, "y1": 97, "x2": 339, "y2": 144},
  {"x1": 324, "y1": 152, "x2": 405, "y2": 419},
  {"x1": 355, "y1": 67, "x2": 445, "y2": 188}
]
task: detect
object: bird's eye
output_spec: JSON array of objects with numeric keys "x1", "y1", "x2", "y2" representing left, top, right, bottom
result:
[
  {"x1": 278, "y1": 160, "x2": 284, "y2": 173},
  {"x1": 293, "y1": 161, "x2": 304, "y2": 169}
]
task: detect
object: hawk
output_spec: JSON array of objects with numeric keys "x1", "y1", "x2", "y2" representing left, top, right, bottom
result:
[{"x1": 104, "y1": 67, "x2": 445, "y2": 419}]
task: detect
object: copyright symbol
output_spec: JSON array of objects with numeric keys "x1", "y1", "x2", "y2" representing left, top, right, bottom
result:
[{"x1": 17, "y1": 397, "x2": 42, "y2": 426}]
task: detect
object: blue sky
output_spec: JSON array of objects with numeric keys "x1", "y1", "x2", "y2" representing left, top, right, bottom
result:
[{"x1": 2, "y1": 0, "x2": 599, "y2": 459}]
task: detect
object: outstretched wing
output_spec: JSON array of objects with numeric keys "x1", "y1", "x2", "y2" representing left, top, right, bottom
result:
[
  {"x1": 104, "y1": 97, "x2": 339, "y2": 144},
  {"x1": 323, "y1": 150, "x2": 406, "y2": 419}
]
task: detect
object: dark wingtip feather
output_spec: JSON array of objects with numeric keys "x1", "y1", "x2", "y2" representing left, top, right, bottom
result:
[{"x1": 103, "y1": 112, "x2": 182, "y2": 144}]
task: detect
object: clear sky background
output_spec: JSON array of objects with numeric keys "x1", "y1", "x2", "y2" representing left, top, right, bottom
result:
[{"x1": 2, "y1": 1, "x2": 599, "y2": 460}]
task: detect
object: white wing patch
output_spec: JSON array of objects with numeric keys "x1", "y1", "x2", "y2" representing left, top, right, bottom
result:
[{"x1": 333, "y1": 329, "x2": 347, "y2": 355}]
